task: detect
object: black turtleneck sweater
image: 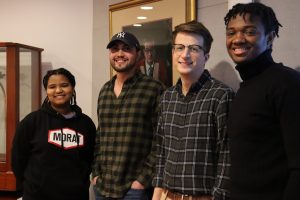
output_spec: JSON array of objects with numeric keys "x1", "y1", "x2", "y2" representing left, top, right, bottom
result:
[{"x1": 228, "y1": 50, "x2": 300, "y2": 200}]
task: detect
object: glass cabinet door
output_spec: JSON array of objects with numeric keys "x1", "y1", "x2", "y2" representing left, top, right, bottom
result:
[
  {"x1": 0, "y1": 43, "x2": 43, "y2": 194},
  {"x1": 0, "y1": 47, "x2": 7, "y2": 163},
  {"x1": 19, "y1": 48, "x2": 41, "y2": 120}
]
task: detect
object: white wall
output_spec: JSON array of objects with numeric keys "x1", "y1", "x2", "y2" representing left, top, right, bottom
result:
[
  {"x1": 0, "y1": 0, "x2": 94, "y2": 118},
  {"x1": 261, "y1": 0, "x2": 300, "y2": 69}
]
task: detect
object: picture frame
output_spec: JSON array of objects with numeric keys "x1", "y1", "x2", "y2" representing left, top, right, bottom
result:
[{"x1": 109, "y1": 0, "x2": 197, "y2": 85}]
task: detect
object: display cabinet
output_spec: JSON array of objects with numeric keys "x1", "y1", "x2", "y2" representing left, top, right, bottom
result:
[{"x1": 0, "y1": 42, "x2": 43, "y2": 199}]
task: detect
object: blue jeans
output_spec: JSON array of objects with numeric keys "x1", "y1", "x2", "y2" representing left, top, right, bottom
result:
[{"x1": 94, "y1": 187, "x2": 149, "y2": 200}]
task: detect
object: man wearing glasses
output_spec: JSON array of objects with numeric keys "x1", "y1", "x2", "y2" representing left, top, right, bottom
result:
[
  {"x1": 152, "y1": 21, "x2": 234, "y2": 200},
  {"x1": 138, "y1": 39, "x2": 172, "y2": 87}
]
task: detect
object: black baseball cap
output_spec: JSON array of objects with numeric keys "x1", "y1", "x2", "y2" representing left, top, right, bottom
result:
[{"x1": 106, "y1": 31, "x2": 141, "y2": 50}]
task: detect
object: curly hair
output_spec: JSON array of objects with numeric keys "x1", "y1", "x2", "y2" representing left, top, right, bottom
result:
[
  {"x1": 42, "y1": 67, "x2": 77, "y2": 105},
  {"x1": 224, "y1": 2, "x2": 282, "y2": 37}
]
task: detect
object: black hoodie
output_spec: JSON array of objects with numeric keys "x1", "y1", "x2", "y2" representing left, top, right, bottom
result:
[{"x1": 12, "y1": 102, "x2": 96, "y2": 200}]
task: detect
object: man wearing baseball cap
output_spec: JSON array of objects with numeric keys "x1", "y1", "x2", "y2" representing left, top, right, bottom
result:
[
  {"x1": 92, "y1": 31, "x2": 165, "y2": 199},
  {"x1": 106, "y1": 31, "x2": 141, "y2": 50}
]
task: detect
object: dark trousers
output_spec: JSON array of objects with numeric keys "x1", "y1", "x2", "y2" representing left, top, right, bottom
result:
[{"x1": 93, "y1": 186, "x2": 153, "y2": 200}]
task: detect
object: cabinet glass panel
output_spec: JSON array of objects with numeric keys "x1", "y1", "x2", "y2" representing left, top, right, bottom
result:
[
  {"x1": 0, "y1": 47, "x2": 7, "y2": 162},
  {"x1": 19, "y1": 48, "x2": 33, "y2": 120}
]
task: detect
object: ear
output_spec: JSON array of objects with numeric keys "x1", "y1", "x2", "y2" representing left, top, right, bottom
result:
[
  {"x1": 204, "y1": 53, "x2": 210, "y2": 62},
  {"x1": 267, "y1": 31, "x2": 276, "y2": 49}
]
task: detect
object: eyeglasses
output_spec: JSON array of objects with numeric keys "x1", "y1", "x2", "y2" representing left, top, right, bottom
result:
[
  {"x1": 173, "y1": 44, "x2": 205, "y2": 54},
  {"x1": 144, "y1": 48, "x2": 155, "y2": 53}
]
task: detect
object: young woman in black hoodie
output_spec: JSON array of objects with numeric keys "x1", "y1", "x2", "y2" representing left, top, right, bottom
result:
[{"x1": 12, "y1": 68, "x2": 96, "y2": 200}]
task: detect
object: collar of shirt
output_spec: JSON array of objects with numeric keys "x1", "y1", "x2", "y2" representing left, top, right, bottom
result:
[
  {"x1": 175, "y1": 69, "x2": 211, "y2": 95},
  {"x1": 110, "y1": 71, "x2": 142, "y2": 89}
]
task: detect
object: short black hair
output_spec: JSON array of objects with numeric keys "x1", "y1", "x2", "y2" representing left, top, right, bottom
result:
[
  {"x1": 42, "y1": 67, "x2": 77, "y2": 105},
  {"x1": 172, "y1": 20, "x2": 213, "y2": 54},
  {"x1": 224, "y1": 2, "x2": 282, "y2": 37}
]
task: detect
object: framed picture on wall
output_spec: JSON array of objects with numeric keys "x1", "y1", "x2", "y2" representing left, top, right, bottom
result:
[{"x1": 109, "y1": 0, "x2": 196, "y2": 85}]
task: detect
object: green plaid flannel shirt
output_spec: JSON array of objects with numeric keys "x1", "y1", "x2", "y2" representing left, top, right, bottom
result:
[{"x1": 92, "y1": 72, "x2": 165, "y2": 198}]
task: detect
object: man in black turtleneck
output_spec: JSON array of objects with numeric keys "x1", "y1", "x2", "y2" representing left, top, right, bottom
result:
[{"x1": 224, "y1": 2, "x2": 300, "y2": 200}]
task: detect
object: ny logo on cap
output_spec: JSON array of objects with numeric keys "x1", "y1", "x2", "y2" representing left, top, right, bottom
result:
[{"x1": 117, "y1": 32, "x2": 126, "y2": 38}]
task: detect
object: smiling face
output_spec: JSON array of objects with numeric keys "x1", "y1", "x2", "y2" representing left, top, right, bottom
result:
[
  {"x1": 226, "y1": 13, "x2": 274, "y2": 64},
  {"x1": 109, "y1": 41, "x2": 139, "y2": 73},
  {"x1": 173, "y1": 32, "x2": 209, "y2": 79},
  {"x1": 46, "y1": 74, "x2": 74, "y2": 112}
]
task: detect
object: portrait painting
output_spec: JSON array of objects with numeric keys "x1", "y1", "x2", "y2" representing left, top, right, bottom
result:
[{"x1": 123, "y1": 19, "x2": 173, "y2": 87}]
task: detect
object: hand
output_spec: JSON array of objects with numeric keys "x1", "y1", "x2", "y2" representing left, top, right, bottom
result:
[
  {"x1": 92, "y1": 176, "x2": 98, "y2": 185},
  {"x1": 199, "y1": 196, "x2": 212, "y2": 200},
  {"x1": 152, "y1": 187, "x2": 164, "y2": 200},
  {"x1": 131, "y1": 180, "x2": 145, "y2": 189}
]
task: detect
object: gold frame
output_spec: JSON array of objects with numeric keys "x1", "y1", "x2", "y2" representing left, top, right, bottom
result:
[
  {"x1": 108, "y1": 0, "x2": 197, "y2": 82},
  {"x1": 109, "y1": 0, "x2": 196, "y2": 35}
]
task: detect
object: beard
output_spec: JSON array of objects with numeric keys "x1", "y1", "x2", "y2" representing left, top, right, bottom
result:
[{"x1": 111, "y1": 61, "x2": 137, "y2": 73}]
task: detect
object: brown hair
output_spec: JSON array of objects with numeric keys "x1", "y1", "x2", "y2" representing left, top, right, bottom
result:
[{"x1": 172, "y1": 20, "x2": 213, "y2": 54}]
